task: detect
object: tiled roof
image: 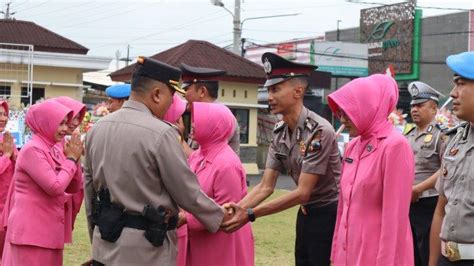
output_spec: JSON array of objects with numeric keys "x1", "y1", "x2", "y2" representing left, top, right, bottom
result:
[
  {"x1": 0, "y1": 19, "x2": 88, "y2": 54},
  {"x1": 110, "y1": 40, "x2": 265, "y2": 83}
]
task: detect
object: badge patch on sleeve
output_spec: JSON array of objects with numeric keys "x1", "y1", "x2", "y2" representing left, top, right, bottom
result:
[{"x1": 307, "y1": 130, "x2": 322, "y2": 154}]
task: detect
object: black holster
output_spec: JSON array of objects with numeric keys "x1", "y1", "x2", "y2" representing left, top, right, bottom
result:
[
  {"x1": 142, "y1": 205, "x2": 178, "y2": 247},
  {"x1": 95, "y1": 189, "x2": 125, "y2": 243}
]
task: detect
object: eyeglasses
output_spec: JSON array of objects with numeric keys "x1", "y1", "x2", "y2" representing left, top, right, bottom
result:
[{"x1": 335, "y1": 109, "x2": 348, "y2": 120}]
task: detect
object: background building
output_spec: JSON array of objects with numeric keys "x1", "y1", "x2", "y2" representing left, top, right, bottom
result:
[
  {"x1": 0, "y1": 19, "x2": 111, "y2": 107},
  {"x1": 110, "y1": 40, "x2": 266, "y2": 174}
]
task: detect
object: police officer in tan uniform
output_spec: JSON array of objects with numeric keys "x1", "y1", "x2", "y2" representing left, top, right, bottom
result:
[
  {"x1": 222, "y1": 52, "x2": 341, "y2": 266},
  {"x1": 430, "y1": 51, "x2": 474, "y2": 266},
  {"x1": 405, "y1": 81, "x2": 447, "y2": 266},
  {"x1": 180, "y1": 63, "x2": 240, "y2": 155},
  {"x1": 84, "y1": 56, "x2": 230, "y2": 266}
]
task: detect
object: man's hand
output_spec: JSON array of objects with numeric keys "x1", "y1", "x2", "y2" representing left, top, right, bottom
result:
[
  {"x1": 177, "y1": 211, "x2": 187, "y2": 228},
  {"x1": 411, "y1": 186, "x2": 422, "y2": 203},
  {"x1": 221, "y1": 202, "x2": 249, "y2": 233}
]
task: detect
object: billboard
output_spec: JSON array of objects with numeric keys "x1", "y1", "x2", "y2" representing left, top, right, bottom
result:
[
  {"x1": 245, "y1": 39, "x2": 368, "y2": 77},
  {"x1": 360, "y1": 1, "x2": 416, "y2": 75}
]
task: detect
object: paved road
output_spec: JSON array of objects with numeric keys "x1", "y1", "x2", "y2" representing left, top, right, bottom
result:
[{"x1": 247, "y1": 173, "x2": 296, "y2": 190}]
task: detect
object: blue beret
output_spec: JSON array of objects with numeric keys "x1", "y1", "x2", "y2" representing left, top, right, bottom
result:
[
  {"x1": 446, "y1": 51, "x2": 474, "y2": 80},
  {"x1": 105, "y1": 84, "x2": 131, "y2": 99}
]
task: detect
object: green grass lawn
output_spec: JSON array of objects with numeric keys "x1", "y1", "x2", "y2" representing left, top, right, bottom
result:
[{"x1": 64, "y1": 189, "x2": 297, "y2": 266}]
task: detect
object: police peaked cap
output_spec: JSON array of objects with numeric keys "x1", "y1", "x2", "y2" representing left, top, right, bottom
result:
[
  {"x1": 105, "y1": 84, "x2": 131, "y2": 99},
  {"x1": 180, "y1": 63, "x2": 226, "y2": 89},
  {"x1": 408, "y1": 81, "x2": 445, "y2": 105},
  {"x1": 446, "y1": 51, "x2": 474, "y2": 80},
  {"x1": 133, "y1": 56, "x2": 185, "y2": 94},
  {"x1": 261, "y1": 52, "x2": 318, "y2": 88}
]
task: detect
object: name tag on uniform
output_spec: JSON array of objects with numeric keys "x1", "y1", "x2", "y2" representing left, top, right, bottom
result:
[
  {"x1": 344, "y1": 157, "x2": 354, "y2": 163},
  {"x1": 443, "y1": 156, "x2": 456, "y2": 162}
]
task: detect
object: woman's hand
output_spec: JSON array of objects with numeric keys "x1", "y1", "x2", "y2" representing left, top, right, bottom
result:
[
  {"x1": 64, "y1": 130, "x2": 84, "y2": 162},
  {"x1": 2, "y1": 131, "x2": 15, "y2": 159}
]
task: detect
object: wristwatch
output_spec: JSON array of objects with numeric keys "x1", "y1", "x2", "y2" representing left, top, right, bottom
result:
[
  {"x1": 247, "y1": 208, "x2": 256, "y2": 222},
  {"x1": 67, "y1": 157, "x2": 78, "y2": 163}
]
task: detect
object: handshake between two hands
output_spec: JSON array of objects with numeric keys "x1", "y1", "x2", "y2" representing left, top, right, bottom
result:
[{"x1": 177, "y1": 202, "x2": 250, "y2": 233}]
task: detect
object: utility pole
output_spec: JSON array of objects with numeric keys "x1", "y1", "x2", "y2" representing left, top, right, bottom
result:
[
  {"x1": 0, "y1": 2, "x2": 15, "y2": 19},
  {"x1": 336, "y1": 20, "x2": 341, "y2": 41},
  {"x1": 233, "y1": 0, "x2": 241, "y2": 55},
  {"x1": 126, "y1": 44, "x2": 130, "y2": 66}
]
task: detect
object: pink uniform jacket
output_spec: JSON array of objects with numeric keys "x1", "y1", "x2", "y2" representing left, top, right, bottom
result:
[
  {"x1": 179, "y1": 102, "x2": 254, "y2": 266},
  {"x1": 53, "y1": 96, "x2": 87, "y2": 243},
  {"x1": 4, "y1": 101, "x2": 81, "y2": 250},
  {"x1": 0, "y1": 101, "x2": 17, "y2": 257},
  {"x1": 328, "y1": 74, "x2": 415, "y2": 266}
]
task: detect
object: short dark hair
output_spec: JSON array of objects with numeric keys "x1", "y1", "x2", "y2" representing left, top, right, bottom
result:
[
  {"x1": 196, "y1": 82, "x2": 219, "y2": 99},
  {"x1": 131, "y1": 73, "x2": 166, "y2": 94}
]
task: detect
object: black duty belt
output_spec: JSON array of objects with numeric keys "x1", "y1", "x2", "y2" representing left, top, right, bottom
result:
[{"x1": 122, "y1": 213, "x2": 177, "y2": 231}]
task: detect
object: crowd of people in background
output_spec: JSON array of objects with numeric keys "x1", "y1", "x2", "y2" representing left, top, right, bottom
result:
[{"x1": 0, "y1": 50, "x2": 471, "y2": 266}]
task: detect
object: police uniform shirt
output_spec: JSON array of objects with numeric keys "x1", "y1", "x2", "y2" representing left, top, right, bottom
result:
[
  {"x1": 84, "y1": 100, "x2": 223, "y2": 265},
  {"x1": 266, "y1": 106, "x2": 341, "y2": 207},
  {"x1": 406, "y1": 119, "x2": 447, "y2": 197},
  {"x1": 437, "y1": 123, "x2": 474, "y2": 243}
]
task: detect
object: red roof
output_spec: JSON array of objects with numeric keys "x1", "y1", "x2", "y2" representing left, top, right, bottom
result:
[
  {"x1": 110, "y1": 40, "x2": 265, "y2": 83},
  {"x1": 0, "y1": 19, "x2": 88, "y2": 54}
]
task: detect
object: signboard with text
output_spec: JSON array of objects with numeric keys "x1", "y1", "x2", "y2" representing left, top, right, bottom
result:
[{"x1": 360, "y1": 1, "x2": 415, "y2": 75}]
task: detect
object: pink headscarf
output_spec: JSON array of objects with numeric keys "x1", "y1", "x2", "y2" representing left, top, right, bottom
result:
[
  {"x1": 0, "y1": 101, "x2": 9, "y2": 117},
  {"x1": 26, "y1": 100, "x2": 73, "y2": 146},
  {"x1": 54, "y1": 96, "x2": 86, "y2": 122},
  {"x1": 163, "y1": 94, "x2": 187, "y2": 124},
  {"x1": 192, "y1": 102, "x2": 235, "y2": 150},
  {"x1": 327, "y1": 74, "x2": 399, "y2": 140}
]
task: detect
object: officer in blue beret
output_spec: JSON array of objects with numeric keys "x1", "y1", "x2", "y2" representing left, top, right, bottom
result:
[
  {"x1": 105, "y1": 84, "x2": 131, "y2": 113},
  {"x1": 430, "y1": 51, "x2": 474, "y2": 265}
]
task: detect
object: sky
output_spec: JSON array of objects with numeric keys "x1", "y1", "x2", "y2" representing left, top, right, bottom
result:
[{"x1": 2, "y1": 0, "x2": 473, "y2": 70}]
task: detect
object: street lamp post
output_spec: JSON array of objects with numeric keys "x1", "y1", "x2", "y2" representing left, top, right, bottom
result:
[{"x1": 211, "y1": 0, "x2": 299, "y2": 55}]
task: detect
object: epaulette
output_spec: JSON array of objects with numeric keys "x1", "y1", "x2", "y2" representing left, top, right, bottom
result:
[
  {"x1": 444, "y1": 122, "x2": 468, "y2": 136},
  {"x1": 273, "y1": 121, "x2": 286, "y2": 133},
  {"x1": 404, "y1": 125, "x2": 416, "y2": 136},
  {"x1": 304, "y1": 117, "x2": 319, "y2": 132}
]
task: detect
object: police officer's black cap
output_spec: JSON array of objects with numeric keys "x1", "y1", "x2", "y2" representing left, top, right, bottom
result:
[
  {"x1": 180, "y1": 63, "x2": 226, "y2": 90},
  {"x1": 134, "y1": 56, "x2": 185, "y2": 94},
  {"x1": 261, "y1": 52, "x2": 318, "y2": 88}
]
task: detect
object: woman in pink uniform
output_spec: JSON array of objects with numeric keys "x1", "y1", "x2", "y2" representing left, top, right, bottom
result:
[
  {"x1": 2, "y1": 100, "x2": 83, "y2": 266},
  {"x1": 178, "y1": 102, "x2": 254, "y2": 266},
  {"x1": 54, "y1": 96, "x2": 87, "y2": 244},
  {"x1": 328, "y1": 74, "x2": 415, "y2": 266},
  {"x1": 0, "y1": 100, "x2": 16, "y2": 258}
]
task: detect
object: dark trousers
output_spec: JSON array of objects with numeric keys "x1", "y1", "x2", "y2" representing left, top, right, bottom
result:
[
  {"x1": 410, "y1": 196, "x2": 438, "y2": 266},
  {"x1": 438, "y1": 255, "x2": 474, "y2": 266},
  {"x1": 295, "y1": 201, "x2": 337, "y2": 266}
]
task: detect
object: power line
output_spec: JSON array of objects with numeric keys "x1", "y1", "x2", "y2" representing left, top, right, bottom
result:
[{"x1": 14, "y1": 0, "x2": 49, "y2": 13}]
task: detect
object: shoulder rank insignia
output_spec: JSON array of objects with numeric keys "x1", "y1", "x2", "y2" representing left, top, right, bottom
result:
[
  {"x1": 304, "y1": 118, "x2": 318, "y2": 132},
  {"x1": 299, "y1": 141, "x2": 306, "y2": 156},
  {"x1": 273, "y1": 121, "x2": 286, "y2": 133},
  {"x1": 427, "y1": 125, "x2": 433, "y2": 133},
  {"x1": 441, "y1": 134, "x2": 449, "y2": 142},
  {"x1": 403, "y1": 124, "x2": 416, "y2": 136}
]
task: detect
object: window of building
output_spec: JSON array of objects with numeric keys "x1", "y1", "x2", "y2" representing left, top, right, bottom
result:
[
  {"x1": 21, "y1": 87, "x2": 45, "y2": 106},
  {"x1": 233, "y1": 90, "x2": 236, "y2": 98},
  {"x1": 0, "y1": 85, "x2": 11, "y2": 98},
  {"x1": 221, "y1": 89, "x2": 225, "y2": 97},
  {"x1": 244, "y1": 90, "x2": 247, "y2": 98},
  {"x1": 230, "y1": 108, "x2": 249, "y2": 144}
]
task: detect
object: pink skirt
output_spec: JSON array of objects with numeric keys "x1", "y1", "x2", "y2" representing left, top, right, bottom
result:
[{"x1": 1, "y1": 241, "x2": 63, "y2": 266}]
